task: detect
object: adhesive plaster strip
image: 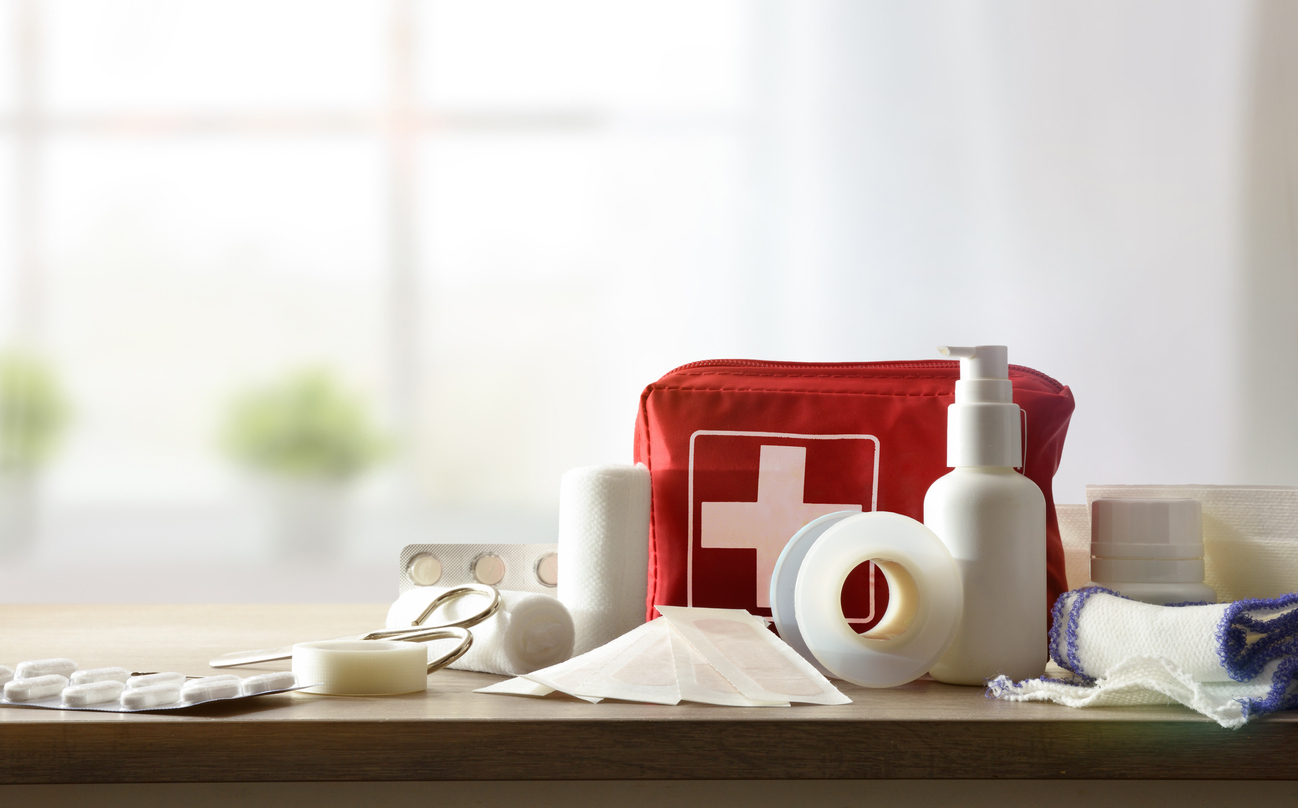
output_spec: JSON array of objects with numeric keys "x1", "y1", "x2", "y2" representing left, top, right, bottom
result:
[{"x1": 657, "y1": 606, "x2": 849, "y2": 705}]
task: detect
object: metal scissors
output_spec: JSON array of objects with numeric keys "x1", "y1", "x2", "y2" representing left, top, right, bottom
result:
[{"x1": 208, "y1": 583, "x2": 502, "y2": 674}]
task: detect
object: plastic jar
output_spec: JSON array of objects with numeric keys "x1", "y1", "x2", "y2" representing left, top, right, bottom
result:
[{"x1": 1087, "y1": 498, "x2": 1217, "y2": 605}]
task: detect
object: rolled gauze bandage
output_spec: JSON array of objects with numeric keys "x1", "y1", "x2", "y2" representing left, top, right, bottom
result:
[
  {"x1": 387, "y1": 586, "x2": 574, "y2": 676},
  {"x1": 557, "y1": 463, "x2": 651, "y2": 655}
]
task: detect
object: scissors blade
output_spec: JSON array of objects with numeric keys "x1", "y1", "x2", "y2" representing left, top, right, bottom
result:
[
  {"x1": 208, "y1": 627, "x2": 443, "y2": 668},
  {"x1": 208, "y1": 635, "x2": 363, "y2": 668}
]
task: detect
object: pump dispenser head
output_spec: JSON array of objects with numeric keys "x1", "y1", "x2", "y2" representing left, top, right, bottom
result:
[{"x1": 939, "y1": 345, "x2": 1022, "y2": 468}]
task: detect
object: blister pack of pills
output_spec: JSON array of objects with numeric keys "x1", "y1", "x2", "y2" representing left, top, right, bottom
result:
[
  {"x1": 0, "y1": 659, "x2": 308, "y2": 713},
  {"x1": 398, "y1": 543, "x2": 559, "y2": 596}
]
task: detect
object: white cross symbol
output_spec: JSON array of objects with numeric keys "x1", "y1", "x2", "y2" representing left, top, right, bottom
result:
[{"x1": 701, "y1": 444, "x2": 862, "y2": 607}]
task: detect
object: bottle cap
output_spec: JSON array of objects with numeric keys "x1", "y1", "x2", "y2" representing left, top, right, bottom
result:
[{"x1": 939, "y1": 345, "x2": 1021, "y2": 467}]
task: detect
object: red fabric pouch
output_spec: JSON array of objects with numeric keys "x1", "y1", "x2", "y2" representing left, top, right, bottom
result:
[{"x1": 632, "y1": 359, "x2": 1075, "y2": 633}]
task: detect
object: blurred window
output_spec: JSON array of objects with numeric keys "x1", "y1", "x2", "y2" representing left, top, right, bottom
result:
[{"x1": 0, "y1": 0, "x2": 754, "y2": 600}]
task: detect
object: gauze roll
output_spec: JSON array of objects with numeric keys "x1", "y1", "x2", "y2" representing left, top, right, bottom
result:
[
  {"x1": 557, "y1": 463, "x2": 651, "y2": 655},
  {"x1": 988, "y1": 588, "x2": 1298, "y2": 729},
  {"x1": 386, "y1": 586, "x2": 574, "y2": 676}
]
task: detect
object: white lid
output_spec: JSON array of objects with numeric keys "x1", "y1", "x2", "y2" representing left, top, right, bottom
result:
[
  {"x1": 1090, "y1": 498, "x2": 1202, "y2": 560},
  {"x1": 939, "y1": 345, "x2": 1021, "y2": 468}
]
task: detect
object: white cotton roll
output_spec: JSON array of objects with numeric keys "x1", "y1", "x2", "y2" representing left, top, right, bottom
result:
[
  {"x1": 557, "y1": 463, "x2": 651, "y2": 655},
  {"x1": 386, "y1": 586, "x2": 574, "y2": 676}
]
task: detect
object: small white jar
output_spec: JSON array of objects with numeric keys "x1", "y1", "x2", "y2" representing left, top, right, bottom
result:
[{"x1": 1087, "y1": 498, "x2": 1217, "y2": 605}]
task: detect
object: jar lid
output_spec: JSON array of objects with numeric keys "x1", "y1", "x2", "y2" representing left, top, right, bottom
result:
[{"x1": 1090, "y1": 498, "x2": 1202, "y2": 560}]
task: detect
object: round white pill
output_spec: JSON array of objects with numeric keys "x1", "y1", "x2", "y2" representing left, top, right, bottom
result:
[
  {"x1": 536, "y1": 552, "x2": 559, "y2": 587},
  {"x1": 407, "y1": 553, "x2": 443, "y2": 586},
  {"x1": 472, "y1": 553, "x2": 506, "y2": 585}
]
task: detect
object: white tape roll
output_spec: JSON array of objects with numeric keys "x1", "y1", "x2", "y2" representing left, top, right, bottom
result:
[
  {"x1": 770, "y1": 510, "x2": 861, "y2": 678},
  {"x1": 292, "y1": 641, "x2": 428, "y2": 696},
  {"x1": 792, "y1": 511, "x2": 962, "y2": 688}
]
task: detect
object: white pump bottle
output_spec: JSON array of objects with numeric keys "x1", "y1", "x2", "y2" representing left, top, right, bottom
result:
[{"x1": 924, "y1": 345, "x2": 1046, "y2": 685}]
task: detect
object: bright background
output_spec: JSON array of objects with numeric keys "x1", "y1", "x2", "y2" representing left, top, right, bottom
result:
[{"x1": 1, "y1": 0, "x2": 1295, "y2": 602}]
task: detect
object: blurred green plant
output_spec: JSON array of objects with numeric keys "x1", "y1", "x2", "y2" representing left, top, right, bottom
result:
[
  {"x1": 0, "y1": 350, "x2": 70, "y2": 475},
  {"x1": 224, "y1": 369, "x2": 388, "y2": 481}
]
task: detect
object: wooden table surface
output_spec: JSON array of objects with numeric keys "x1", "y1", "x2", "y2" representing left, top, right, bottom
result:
[{"x1": 1, "y1": 603, "x2": 1294, "y2": 785}]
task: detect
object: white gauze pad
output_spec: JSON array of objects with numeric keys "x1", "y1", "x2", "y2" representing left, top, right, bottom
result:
[
  {"x1": 63, "y1": 680, "x2": 126, "y2": 707},
  {"x1": 557, "y1": 463, "x2": 651, "y2": 655},
  {"x1": 5, "y1": 674, "x2": 69, "y2": 702},
  {"x1": 15, "y1": 658, "x2": 77, "y2": 680},
  {"x1": 0, "y1": 666, "x2": 12, "y2": 687},
  {"x1": 387, "y1": 585, "x2": 574, "y2": 676},
  {"x1": 70, "y1": 667, "x2": 130, "y2": 686}
]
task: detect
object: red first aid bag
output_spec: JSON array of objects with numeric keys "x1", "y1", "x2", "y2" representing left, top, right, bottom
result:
[{"x1": 632, "y1": 359, "x2": 1076, "y2": 634}]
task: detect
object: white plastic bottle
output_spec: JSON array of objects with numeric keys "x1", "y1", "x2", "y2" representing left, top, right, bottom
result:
[{"x1": 924, "y1": 345, "x2": 1046, "y2": 685}]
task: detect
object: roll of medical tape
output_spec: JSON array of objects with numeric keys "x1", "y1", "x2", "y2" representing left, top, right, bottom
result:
[
  {"x1": 770, "y1": 510, "x2": 861, "y2": 678},
  {"x1": 790, "y1": 511, "x2": 962, "y2": 688},
  {"x1": 292, "y1": 641, "x2": 429, "y2": 696}
]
